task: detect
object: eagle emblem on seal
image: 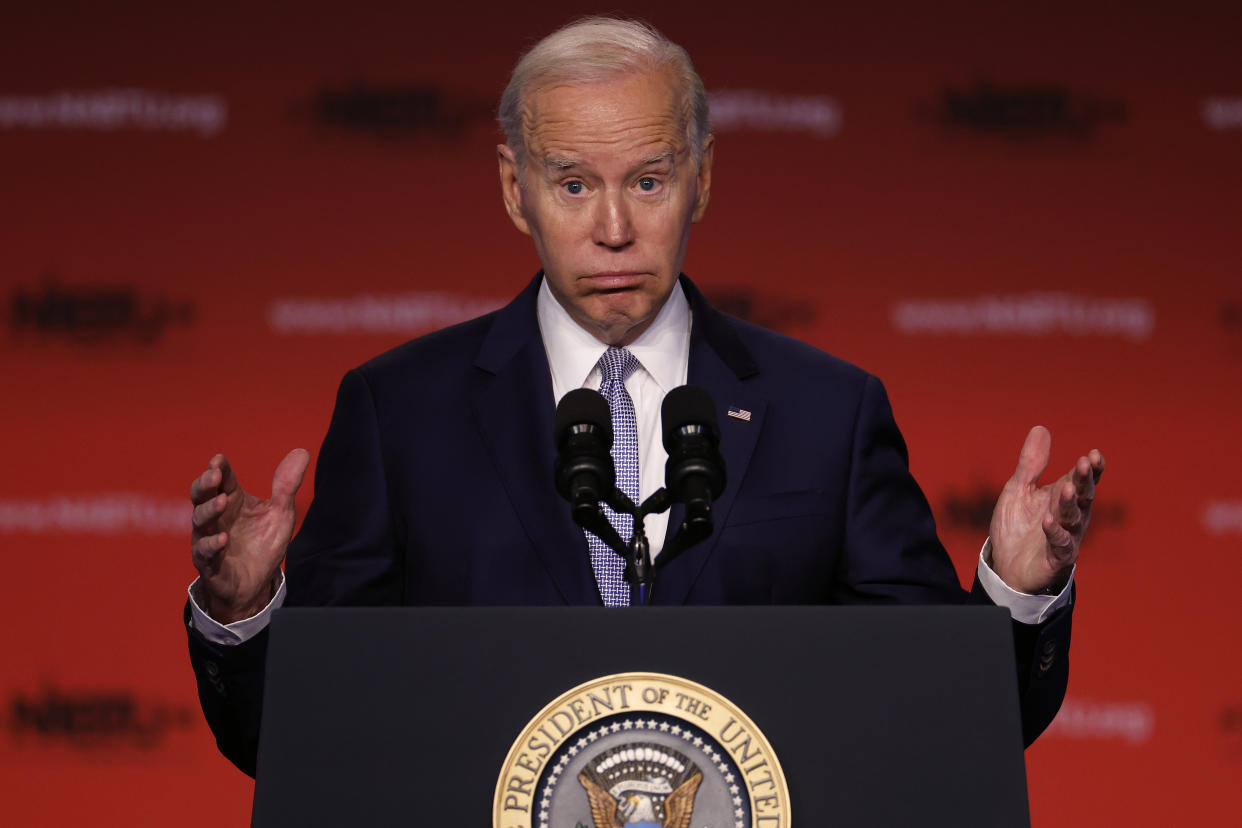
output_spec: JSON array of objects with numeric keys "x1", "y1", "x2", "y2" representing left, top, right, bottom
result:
[{"x1": 576, "y1": 742, "x2": 703, "y2": 828}]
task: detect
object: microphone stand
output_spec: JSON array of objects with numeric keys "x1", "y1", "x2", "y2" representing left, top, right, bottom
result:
[{"x1": 601, "y1": 487, "x2": 704, "y2": 607}]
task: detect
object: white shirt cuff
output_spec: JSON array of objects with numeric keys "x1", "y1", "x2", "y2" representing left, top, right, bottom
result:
[
  {"x1": 187, "y1": 571, "x2": 286, "y2": 645},
  {"x1": 976, "y1": 538, "x2": 1074, "y2": 625}
]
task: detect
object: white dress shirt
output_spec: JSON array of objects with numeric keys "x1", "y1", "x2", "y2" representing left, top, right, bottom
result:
[{"x1": 189, "y1": 279, "x2": 1071, "y2": 644}]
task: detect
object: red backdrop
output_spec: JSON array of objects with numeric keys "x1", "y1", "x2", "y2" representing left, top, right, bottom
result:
[{"x1": 3, "y1": 1, "x2": 1240, "y2": 824}]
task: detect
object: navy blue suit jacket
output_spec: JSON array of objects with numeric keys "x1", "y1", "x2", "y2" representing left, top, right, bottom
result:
[{"x1": 187, "y1": 275, "x2": 1071, "y2": 775}]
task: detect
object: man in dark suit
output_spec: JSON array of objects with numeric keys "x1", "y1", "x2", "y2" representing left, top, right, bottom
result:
[{"x1": 186, "y1": 17, "x2": 1104, "y2": 777}]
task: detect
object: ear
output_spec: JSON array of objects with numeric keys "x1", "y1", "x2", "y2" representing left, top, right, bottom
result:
[
  {"x1": 497, "y1": 144, "x2": 531, "y2": 236},
  {"x1": 691, "y1": 134, "x2": 714, "y2": 223}
]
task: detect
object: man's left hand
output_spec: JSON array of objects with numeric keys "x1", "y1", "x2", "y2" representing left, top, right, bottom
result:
[{"x1": 989, "y1": 426, "x2": 1106, "y2": 595}]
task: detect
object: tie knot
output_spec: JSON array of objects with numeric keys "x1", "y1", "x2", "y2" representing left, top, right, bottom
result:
[{"x1": 598, "y1": 346, "x2": 639, "y2": 384}]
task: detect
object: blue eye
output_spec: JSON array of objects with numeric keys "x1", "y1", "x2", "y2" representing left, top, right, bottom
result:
[
  {"x1": 565, "y1": 181, "x2": 584, "y2": 195},
  {"x1": 638, "y1": 177, "x2": 657, "y2": 191}
]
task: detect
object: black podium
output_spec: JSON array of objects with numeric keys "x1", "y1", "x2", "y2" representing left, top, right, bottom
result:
[{"x1": 252, "y1": 606, "x2": 1030, "y2": 827}]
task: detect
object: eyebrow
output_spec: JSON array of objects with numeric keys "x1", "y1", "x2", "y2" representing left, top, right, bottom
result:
[
  {"x1": 543, "y1": 156, "x2": 577, "y2": 172},
  {"x1": 540, "y1": 150, "x2": 677, "y2": 176},
  {"x1": 639, "y1": 150, "x2": 675, "y2": 166}
]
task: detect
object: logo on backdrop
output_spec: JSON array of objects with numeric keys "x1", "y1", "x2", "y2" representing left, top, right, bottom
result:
[
  {"x1": 293, "y1": 81, "x2": 494, "y2": 142},
  {"x1": 1223, "y1": 301, "x2": 1242, "y2": 331},
  {"x1": 1215, "y1": 298, "x2": 1242, "y2": 361},
  {"x1": 891, "y1": 293, "x2": 1154, "y2": 340},
  {"x1": 1202, "y1": 98, "x2": 1242, "y2": 131},
  {"x1": 1222, "y1": 300, "x2": 1242, "y2": 329},
  {"x1": 708, "y1": 90, "x2": 842, "y2": 138},
  {"x1": 7, "y1": 684, "x2": 195, "y2": 751},
  {"x1": 940, "y1": 480, "x2": 1127, "y2": 534},
  {"x1": 703, "y1": 287, "x2": 816, "y2": 332},
  {"x1": 494, "y1": 672, "x2": 788, "y2": 828},
  {"x1": 1221, "y1": 300, "x2": 1242, "y2": 356},
  {"x1": 8, "y1": 277, "x2": 195, "y2": 344},
  {"x1": 918, "y1": 80, "x2": 1126, "y2": 141},
  {"x1": 1218, "y1": 699, "x2": 1242, "y2": 759},
  {"x1": 0, "y1": 89, "x2": 226, "y2": 137}
]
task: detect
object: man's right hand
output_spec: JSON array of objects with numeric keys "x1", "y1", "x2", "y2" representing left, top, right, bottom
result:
[{"x1": 189, "y1": 449, "x2": 310, "y2": 624}]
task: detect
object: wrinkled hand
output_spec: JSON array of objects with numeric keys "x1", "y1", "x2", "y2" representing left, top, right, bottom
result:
[
  {"x1": 189, "y1": 449, "x2": 310, "y2": 623},
  {"x1": 989, "y1": 426, "x2": 1105, "y2": 595}
]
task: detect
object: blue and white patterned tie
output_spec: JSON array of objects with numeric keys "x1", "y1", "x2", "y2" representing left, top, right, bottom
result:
[{"x1": 587, "y1": 346, "x2": 641, "y2": 606}]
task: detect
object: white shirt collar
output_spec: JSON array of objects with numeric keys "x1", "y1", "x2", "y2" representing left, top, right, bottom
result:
[{"x1": 537, "y1": 276, "x2": 691, "y2": 397}]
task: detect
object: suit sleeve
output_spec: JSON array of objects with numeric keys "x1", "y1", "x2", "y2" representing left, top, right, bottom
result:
[
  {"x1": 833, "y1": 374, "x2": 966, "y2": 606},
  {"x1": 185, "y1": 605, "x2": 269, "y2": 777},
  {"x1": 284, "y1": 367, "x2": 404, "y2": 608},
  {"x1": 968, "y1": 574, "x2": 1073, "y2": 746},
  {"x1": 185, "y1": 367, "x2": 403, "y2": 777},
  {"x1": 841, "y1": 374, "x2": 1071, "y2": 746}
]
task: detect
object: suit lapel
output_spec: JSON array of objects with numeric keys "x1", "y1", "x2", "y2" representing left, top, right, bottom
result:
[
  {"x1": 470, "y1": 275, "x2": 598, "y2": 605},
  {"x1": 657, "y1": 277, "x2": 766, "y2": 605}
]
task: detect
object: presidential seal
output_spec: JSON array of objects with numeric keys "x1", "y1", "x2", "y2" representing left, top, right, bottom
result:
[{"x1": 494, "y1": 672, "x2": 790, "y2": 828}]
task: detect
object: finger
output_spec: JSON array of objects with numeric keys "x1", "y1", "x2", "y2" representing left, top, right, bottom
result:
[
  {"x1": 1089, "y1": 449, "x2": 1105, "y2": 484},
  {"x1": 191, "y1": 531, "x2": 227, "y2": 569},
  {"x1": 1071, "y1": 456, "x2": 1096, "y2": 508},
  {"x1": 1010, "y1": 425, "x2": 1051, "y2": 488},
  {"x1": 1056, "y1": 479, "x2": 1083, "y2": 530},
  {"x1": 191, "y1": 492, "x2": 228, "y2": 532},
  {"x1": 1042, "y1": 513, "x2": 1076, "y2": 558},
  {"x1": 213, "y1": 454, "x2": 240, "y2": 496},
  {"x1": 270, "y1": 448, "x2": 311, "y2": 510},
  {"x1": 189, "y1": 465, "x2": 222, "y2": 505}
]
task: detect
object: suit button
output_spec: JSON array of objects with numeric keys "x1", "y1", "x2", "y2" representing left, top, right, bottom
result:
[
  {"x1": 1037, "y1": 641, "x2": 1056, "y2": 675},
  {"x1": 205, "y1": 660, "x2": 220, "y2": 677}
]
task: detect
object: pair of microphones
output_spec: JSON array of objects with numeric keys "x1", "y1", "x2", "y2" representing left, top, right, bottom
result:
[{"x1": 553, "y1": 385, "x2": 727, "y2": 600}]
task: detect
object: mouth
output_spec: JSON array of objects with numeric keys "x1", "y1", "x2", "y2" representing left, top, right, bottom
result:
[{"x1": 580, "y1": 271, "x2": 648, "y2": 292}]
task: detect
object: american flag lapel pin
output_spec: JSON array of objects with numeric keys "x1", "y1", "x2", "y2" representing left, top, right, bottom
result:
[{"x1": 726, "y1": 406, "x2": 752, "y2": 422}]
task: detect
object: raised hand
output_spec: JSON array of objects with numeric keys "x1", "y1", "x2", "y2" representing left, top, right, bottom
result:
[
  {"x1": 189, "y1": 449, "x2": 310, "y2": 623},
  {"x1": 989, "y1": 426, "x2": 1105, "y2": 595}
]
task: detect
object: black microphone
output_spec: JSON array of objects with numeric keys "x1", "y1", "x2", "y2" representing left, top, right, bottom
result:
[
  {"x1": 554, "y1": 388, "x2": 617, "y2": 532},
  {"x1": 662, "y1": 386, "x2": 726, "y2": 538}
]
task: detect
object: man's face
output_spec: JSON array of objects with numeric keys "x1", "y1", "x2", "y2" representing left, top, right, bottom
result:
[{"x1": 498, "y1": 67, "x2": 714, "y2": 346}]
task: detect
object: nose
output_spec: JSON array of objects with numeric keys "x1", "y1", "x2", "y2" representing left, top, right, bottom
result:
[{"x1": 593, "y1": 189, "x2": 634, "y2": 250}]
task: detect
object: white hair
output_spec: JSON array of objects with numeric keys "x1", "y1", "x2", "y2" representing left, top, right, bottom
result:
[{"x1": 498, "y1": 16, "x2": 710, "y2": 172}]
